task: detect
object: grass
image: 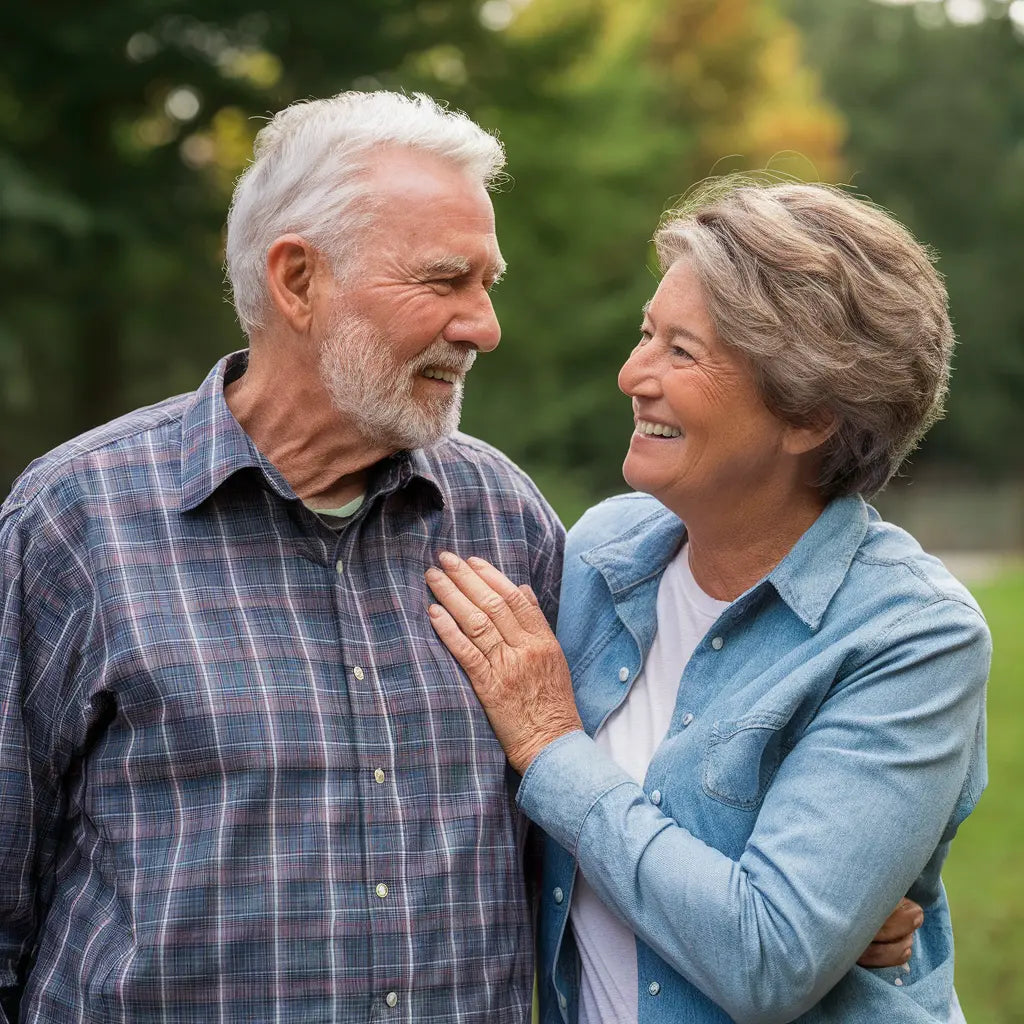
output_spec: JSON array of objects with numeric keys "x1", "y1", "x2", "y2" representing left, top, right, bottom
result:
[{"x1": 945, "y1": 570, "x2": 1024, "y2": 1024}]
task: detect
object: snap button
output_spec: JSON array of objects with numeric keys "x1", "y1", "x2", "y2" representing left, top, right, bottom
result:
[
  {"x1": 650, "y1": 789, "x2": 662, "y2": 806},
  {"x1": 553, "y1": 887, "x2": 564, "y2": 904},
  {"x1": 558, "y1": 992, "x2": 567, "y2": 1009},
  {"x1": 710, "y1": 636, "x2": 724, "y2": 651},
  {"x1": 618, "y1": 666, "x2": 629, "y2": 682},
  {"x1": 648, "y1": 981, "x2": 661, "y2": 996},
  {"x1": 682, "y1": 713, "x2": 694, "y2": 727}
]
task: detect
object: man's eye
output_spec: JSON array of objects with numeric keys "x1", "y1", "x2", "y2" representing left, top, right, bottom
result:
[{"x1": 638, "y1": 328, "x2": 653, "y2": 344}]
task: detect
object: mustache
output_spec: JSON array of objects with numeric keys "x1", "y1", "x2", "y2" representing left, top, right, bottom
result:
[{"x1": 408, "y1": 341, "x2": 477, "y2": 376}]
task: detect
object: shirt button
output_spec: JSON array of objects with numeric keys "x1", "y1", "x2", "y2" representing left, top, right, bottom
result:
[
  {"x1": 553, "y1": 887, "x2": 564, "y2": 904},
  {"x1": 558, "y1": 992, "x2": 568, "y2": 1009},
  {"x1": 375, "y1": 882, "x2": 389, "y2": 899},
  {"x1": 650, "y1": 789, "x2": 662, "y2": 806},
  {"x1": 374, "y1": 768, "x2": 386, "y2": 784},
  {"x1": 648, "y1": 981, "x2": 662, "y2": 996},
  {"x1": 335, "y1": 559, "x2": 344, "y2": 574},
  {"x1": 682, "y1": 713, "x2": 695, "y2": 727},
  {"x1": 618, "y1": 666, "x2": 629, "y2": 682},
  {"x1": 710, "y1": 636, "x2": 724, "y2": 651},
  {"x1": 385, "y1": 991, "x2": 399, "y2": 1008},
  {"x1": 353, "y1": 666, "x2": 365, "y2": 680}
]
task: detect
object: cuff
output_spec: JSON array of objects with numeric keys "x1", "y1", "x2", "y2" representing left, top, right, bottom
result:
[{"x1": 516, "y1": 730, "x2": 635, "y2": 854}]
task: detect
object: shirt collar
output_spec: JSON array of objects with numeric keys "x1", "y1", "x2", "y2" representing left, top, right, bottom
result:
[
  {"x1": 766, "y1": 493, "x2": 869, "y2": 630},
  {"x1": 178, "y1": 351, "x2": 445, "y2": 513},
  {"x1": 582, "y1": 492, "x2": 869, "y2": 630}
]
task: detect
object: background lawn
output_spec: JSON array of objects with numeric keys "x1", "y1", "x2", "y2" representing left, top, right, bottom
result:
[{"x1": 945, "y1": 570, "x2": 1024, "y2": 1024}]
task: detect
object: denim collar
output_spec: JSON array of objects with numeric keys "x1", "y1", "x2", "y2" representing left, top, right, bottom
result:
[
  {"x1": 581, "y1": 493, "x2": 869, "y2": 631},
  {"x1": 178, "y1": 351, "x2": 444, "y2": 513}
]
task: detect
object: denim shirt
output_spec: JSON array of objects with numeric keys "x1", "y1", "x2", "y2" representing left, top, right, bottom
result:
[{"x1": 521, "y1": 493, "x2": 989, "y2": 1024}]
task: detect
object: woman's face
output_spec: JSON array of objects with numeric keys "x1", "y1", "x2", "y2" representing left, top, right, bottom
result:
[{"x1": 618, "y1": 260, "x2": 813, "y2": 515}]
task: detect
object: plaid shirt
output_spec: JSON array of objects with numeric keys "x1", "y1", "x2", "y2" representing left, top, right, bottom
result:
[{"x1": 0, "y1": 353, "x2": 564, "y2": 1024}]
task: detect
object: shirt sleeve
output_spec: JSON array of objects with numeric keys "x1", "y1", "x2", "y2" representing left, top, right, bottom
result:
[
  {"x1": 0, "y1": 504, "x2": 95, "y2": 1017},
  {"x1": 517, "y1": 598, "x2": 989, "y2": 1024}
]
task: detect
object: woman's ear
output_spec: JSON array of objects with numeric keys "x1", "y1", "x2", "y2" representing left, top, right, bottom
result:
[
  {"x1": 265, "y1": 234, "x2": 324, "y2": 333},
  {"x1": 782, "y1": 410, "x2": 838, "y2": 456}
]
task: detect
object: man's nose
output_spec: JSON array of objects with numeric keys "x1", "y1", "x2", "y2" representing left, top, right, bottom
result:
[{"x1": 444, "y1": 291, "x2": 501, "y2": 352}]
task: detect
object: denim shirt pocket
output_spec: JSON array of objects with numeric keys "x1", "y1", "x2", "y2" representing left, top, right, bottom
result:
[{"x1": 701, "y1": 711, "x2": 793, "y2": 810}]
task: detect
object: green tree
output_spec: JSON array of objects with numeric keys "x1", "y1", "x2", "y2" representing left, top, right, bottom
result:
[
  {"x1": 783, "y1": 0, "x2": 1024, "y2": 477},
  {"x1": 423, "y1": 0, "x2": 844, "y2": 515},
  {"x1": 1, "y1": 0, "x2": 841, "y2": 514},
  {"x1": 0, "y1": 1, "x2": 498, "y2": 490}
]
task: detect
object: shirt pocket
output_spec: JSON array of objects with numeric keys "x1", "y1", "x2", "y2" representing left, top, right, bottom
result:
[{"x1": 701, "y1": 710, "x2": 794, "y2": 810}]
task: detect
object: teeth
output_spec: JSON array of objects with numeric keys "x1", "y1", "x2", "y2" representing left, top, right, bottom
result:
[
  {"x1": 422, "y1": 367, "x2": 460, "y2": 383},
  {"x1": 636, "y1": 419, "x2": 681, "y2": 438}
]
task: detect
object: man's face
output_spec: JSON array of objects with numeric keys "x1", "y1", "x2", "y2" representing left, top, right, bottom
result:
[{"x1": 317, "y1": 149, "x2": 505, "y2": 450}]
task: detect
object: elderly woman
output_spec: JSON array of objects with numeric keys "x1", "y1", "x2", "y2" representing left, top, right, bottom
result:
[{"x1": 424, "y1": 179, "x2": 988, "y2": 1024}]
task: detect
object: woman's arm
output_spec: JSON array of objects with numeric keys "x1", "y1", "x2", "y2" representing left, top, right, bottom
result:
[{"x1": 425, "y1": 553, "x2": 987, "y2": 1024}]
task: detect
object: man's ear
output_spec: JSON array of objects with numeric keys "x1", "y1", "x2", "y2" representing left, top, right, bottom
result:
[{"x1": 265, "y1": 234, "x2": 325, "y2": 333}]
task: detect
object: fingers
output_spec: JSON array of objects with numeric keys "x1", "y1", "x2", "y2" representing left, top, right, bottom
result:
[
  {"x1": 857, "y1": 936, "x2": 914, "y2": 968},
  {"x1": 872, "y1": 897, "x2": 924, "y2": 944},
  {"x1": 426, "y1": 602, "x2": 491, "y2": 684},
  {"x1": 425, "y1": 565, "x2": 506, "y2": 657},
  {"x1": 430, "y1": 553, "x2": 536, "y2": 645}
]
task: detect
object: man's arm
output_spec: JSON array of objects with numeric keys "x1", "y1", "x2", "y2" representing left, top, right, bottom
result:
[{"x1": 0, "y1": 502, "x2": 92, "y2": 1020}]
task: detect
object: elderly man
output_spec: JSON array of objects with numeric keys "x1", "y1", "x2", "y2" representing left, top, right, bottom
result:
[{"x1": 0, "y1": 91, "x2": 561, "y2": 1023}]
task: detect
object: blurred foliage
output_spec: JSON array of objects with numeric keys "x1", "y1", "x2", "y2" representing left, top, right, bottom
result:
[
  {"x1": 0, "y1": 0, "x2": 840, "y2": 496},
  {"x1": 0, "y1": 0, "x2": 499, "y2": 487},
  {"x1": 783, "y1": 0, "x2": 1024, "y2": 479},
  {"x1": 1, "y1": 0, "x2": 1021, "y2": 505}
]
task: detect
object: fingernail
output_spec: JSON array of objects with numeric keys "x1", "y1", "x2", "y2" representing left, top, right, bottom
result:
[
  {"x1": 425, "y1": 567, "x2": 443, "y2": 581},
  {"x1": 428, "y1": 603, "x2": 443, "y2": 617},
  {"x1": 438, "y1": 551, "x2": 459, "y2": 568}
]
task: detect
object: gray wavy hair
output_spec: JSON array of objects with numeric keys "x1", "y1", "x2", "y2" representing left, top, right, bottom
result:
[
  {"x1": 654, "y1": 176, "x2": 955, "y2": 499},
  {"x1": 225, "y1": 91, "x2": 506, "y2": 336}
]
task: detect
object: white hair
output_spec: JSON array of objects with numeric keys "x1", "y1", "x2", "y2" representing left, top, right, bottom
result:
[{"x1": 225, "y1": 91, "x2": 506, "y2": 336}]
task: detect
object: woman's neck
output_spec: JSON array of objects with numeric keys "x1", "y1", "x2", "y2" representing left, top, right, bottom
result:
[{"x1": 680, "y1": 486, "x2": 826, "y2": 602}]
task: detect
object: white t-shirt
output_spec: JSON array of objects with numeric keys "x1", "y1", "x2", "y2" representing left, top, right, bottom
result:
[{"x1": 571, "y1": 543, "x2": 729, "y2": 1024}]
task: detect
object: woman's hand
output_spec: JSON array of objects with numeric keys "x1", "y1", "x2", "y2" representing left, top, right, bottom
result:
[
  {"x1": 425, "y1": 552, "x2": 583, "y2": 775},
  {"x1": 857, "y1": 897, "x2": 924, "y2": 967}
]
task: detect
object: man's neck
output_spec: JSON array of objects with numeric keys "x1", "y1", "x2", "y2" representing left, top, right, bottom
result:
[{"x1": 224, "y1": 340, "x2": 393, "y2": 507}]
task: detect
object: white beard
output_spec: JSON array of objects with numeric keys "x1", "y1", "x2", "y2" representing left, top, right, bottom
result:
[{"x1": 318, "y1": 312, "x2": 475, "y2": 451}]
